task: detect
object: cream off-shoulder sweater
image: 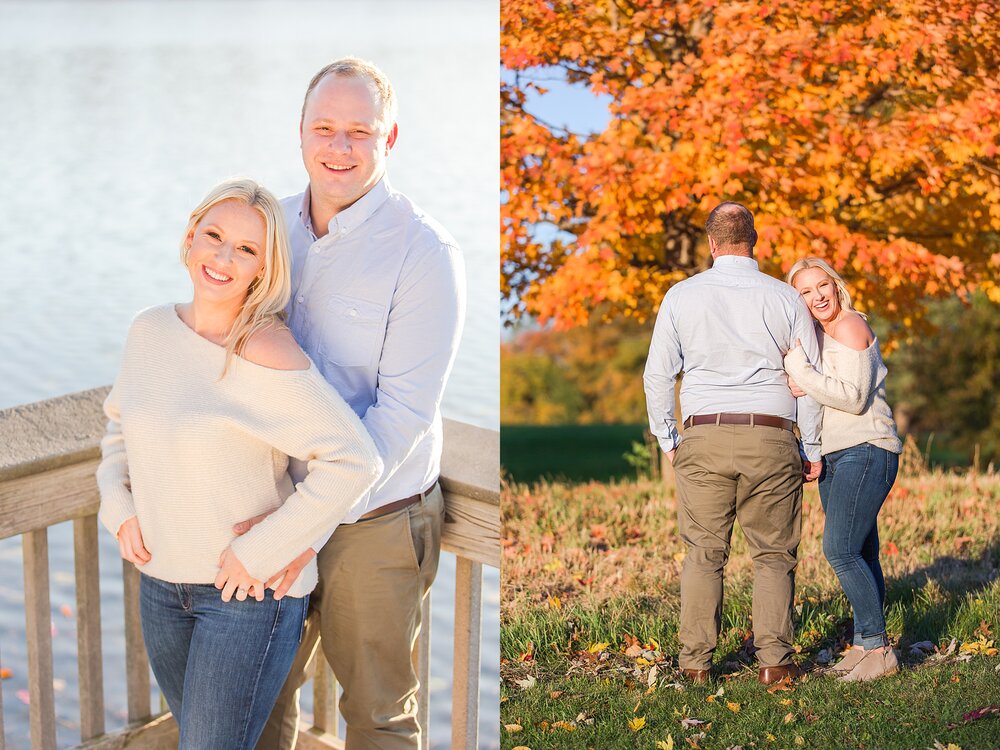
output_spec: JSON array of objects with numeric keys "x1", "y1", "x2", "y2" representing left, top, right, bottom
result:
[
  {"x1": 784, "y1": 333, "x2": 902, "y2": 457},
  {"x1": 96, "y1": 304, "x2": 383, "y2": 598}
]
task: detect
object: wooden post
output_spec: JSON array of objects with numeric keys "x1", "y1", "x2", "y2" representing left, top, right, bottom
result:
[
  {"x1": 23, "y1": 528, "x2": 57, "y2": 750},
  {"x1": 122, "y1": 561, "x2": 150, "y2": 722},
  {"x1": 312, "y1": 655, "x2": 338, "y2": 737},
  {"x1": 451, "y1": 558, "x2": 482, "y2": 750},
  {"x1": 74, "y1": 515, "x2": 105, "y2": 740}
]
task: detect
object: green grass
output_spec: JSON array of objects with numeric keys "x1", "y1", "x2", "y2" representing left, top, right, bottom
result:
[
  {"x1": 501, "y1": 423, "x2": 649, "y2": 483},
  {"x1": 500, "y1": 426, "x2": 976, "y2": 485},
  {"x1": 501, "y1": 658, "x2": 1000, "y2": 749},
  {"x1": 501, "y1": 472, "x2": 1000, "y2": 749}
]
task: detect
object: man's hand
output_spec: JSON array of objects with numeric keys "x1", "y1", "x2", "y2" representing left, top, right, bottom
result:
[
  {"x1": 802, "y1": 458, "x2": 822, "y2": 482},
  {"x1": 233, "y1": 510, "x2": 317, "y2": 600},
  {"x1": 265, "y1": 548, "x2": 317, "y2": 600},
  {"x1": 665, "y1": 448, "x2": 676, "y2": 465},
  {"x1": 116, "y1": 516, "x2": 151, "y2": 566}
]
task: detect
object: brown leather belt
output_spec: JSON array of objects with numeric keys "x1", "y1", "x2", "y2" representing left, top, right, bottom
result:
[
  {"x1": 684, "y1": 413, "x2": 795, "y2": 431},
  {"x1": 358, "y1": 482, "x2": 436, "y2": 521}
]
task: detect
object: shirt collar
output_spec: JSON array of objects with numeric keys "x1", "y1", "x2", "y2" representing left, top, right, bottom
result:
[
  {"x1": 296, "y1": 177, "x2": 392, "y2": 240},
  {"x1": 327, "y1": 176, "x2": 392, "y2": 238},
  {"x1": 711, "y1": 254, "x2": 759, "y2": 271}
]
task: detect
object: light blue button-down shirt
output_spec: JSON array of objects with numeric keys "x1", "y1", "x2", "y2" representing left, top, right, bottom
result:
[
  {"x1": 643, "y1": 255, "x2": 822, "y2": 461},
  {"x1": 282, "y1": 177, "x2": 466, "y2": 543}
]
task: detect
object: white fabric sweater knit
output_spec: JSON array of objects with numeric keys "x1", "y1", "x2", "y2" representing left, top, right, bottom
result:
[
  {"x1": 97, "y1": 304, "x2": 382, "y2": 598},
  {"x1": 784, "y1": 332, "x2": 902, "y2": 457}
]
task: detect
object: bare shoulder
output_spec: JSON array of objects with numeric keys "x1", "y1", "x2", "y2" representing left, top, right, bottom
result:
[
  {"x1": 242, "y1": 324, "x2": 310, "y2": 371},
  {"x1": 832, "y1": 312, "x2": 874, "y2": 351}
]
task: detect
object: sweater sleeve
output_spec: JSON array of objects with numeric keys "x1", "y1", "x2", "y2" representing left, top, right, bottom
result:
[
  {"x1": 96, "y1": 379, "x2": 137, "y2": 538},
  {"x1": 228, "y1": 369, "x2": 383, "y2": 582},
  {"x1": 783, "y1": 344, "x2": 876, "y2": 415}
]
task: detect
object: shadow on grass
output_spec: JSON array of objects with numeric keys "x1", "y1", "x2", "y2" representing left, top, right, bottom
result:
[{"x1": 887, "y1": 539, "x2": 1000, "y2": 651}]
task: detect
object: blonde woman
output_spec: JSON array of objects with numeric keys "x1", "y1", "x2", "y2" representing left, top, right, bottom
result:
[
  {"x1": 97, "y1": 179, "x2": 382, "y2": 748},
  {"x1": 782, "y1": 258, "x2": 902, "y2": 682}
]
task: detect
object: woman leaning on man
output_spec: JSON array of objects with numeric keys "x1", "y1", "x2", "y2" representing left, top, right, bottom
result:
[
  {"x1": 97, "y1": 178, "x2": 382, "y2": 748},
  {"x1": 783, "y1": 257, "x2": 903, "y2": 683}
]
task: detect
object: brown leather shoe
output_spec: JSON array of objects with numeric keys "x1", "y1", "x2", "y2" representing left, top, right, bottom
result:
[
  {"x1": 680, "y1": 668, "x2": 710, "y2": 684},
  {"x1": 758, "y1": 664, "x2": 804, "y2": 685}
]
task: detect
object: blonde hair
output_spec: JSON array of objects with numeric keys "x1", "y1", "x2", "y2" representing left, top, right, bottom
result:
[
  {"x1": 300, "y1": 57, "x2": 398, "y2": 133},
  {"x1": 786, "y1": 257, "x2": 867, "y2": 319},
  {"x1": 180, "y1": 179, "x2": 292, "y2": 375}
]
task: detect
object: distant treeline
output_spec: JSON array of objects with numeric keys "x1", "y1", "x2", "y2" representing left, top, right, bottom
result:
[{"x1": 501, "y1": 293, "x2": 999, "y2": 470}]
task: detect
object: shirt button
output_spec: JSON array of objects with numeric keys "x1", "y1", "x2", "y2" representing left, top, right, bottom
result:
[
  {"x1": 349, "y1": 309, "x2": 359, "y2": 317},
  {"x1": 297, "y1": 296, "x2": 304, "y2": 303}
]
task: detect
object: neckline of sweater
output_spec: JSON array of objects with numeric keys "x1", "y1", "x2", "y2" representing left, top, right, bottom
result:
[
  {"x1": 821, "y1": 331, "x2": 879, "y2": 357},
  {"x1": 165, "y1": 303, "x2": 316, "y2": 378}
]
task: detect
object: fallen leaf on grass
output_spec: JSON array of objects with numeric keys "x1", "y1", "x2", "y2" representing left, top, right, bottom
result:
[
  {"x1": 884, "y1": 541, "x2": 899, "y2": 555},
  {"x1": 726, "y1": 701, "x2": 741, "y2": 713},
  {"x1": 959, "y1": 638, "x2": 998, "y2": 656},
  {"x1": 629, "y1": 716, "x2": 646, "y2": 732},
  {"x1": 766, "y1": 733, "x2": 776, "y2": 742},
  {"x1": 686, "y1": 732, "x2": 706, "y2": 747},
  {"x1": 779, "y1": 699, "x2": 793, "y2": 706},
  {"x1": 649, "y1": 665, "x2": 660, "y2": 687},
  {"x1": 680, "y1": 718, "x2": 708, "y2": 728},
  {"x1": 931, "y1": 741, "x2": 963, "y2": 750},
  {"x1": 549, "y1": 690, "x2": 563, "y2": 698},
  {"x1": 656, "y1": 737, "x2": 675, "y2": 750},
  {"x1": 515, "y1": 675, "x2": 536, "y2": 690},
  {"x1": 767, "y1": 679, "x2": 796, "y2": 693},
  {"x1": 974, "y1": 621, "x2": 993, "y2": 638},
  {"x1": 547, "y1": 595, "x2": 561, "y2": 609},
  {"x1": 504, "y1": 724, "x2": 523, "y2": 732},
  {"x1": 725, "y1": 746, "x2": 745, "y2": 750},
  {"x1": 784, "y1": 712, "x2": 795, "y2": 724},
  {"x1": 587, "y1": 641, "x2": 610, "y2": 654},
  {"x1": 551, "y1": 720, "x2": 576, "y2": 732},
  {"x1": 511, "y1": 746, "x2": 532, "y2": 750},
  {"x1": 794, "y1": 737, "x2": 805, "y2": 746},
  {"x1": 943, "y1": 638, "x2": 957, "y2": 656},
  {"x1": 962, "y1": 705, "x2": 1000, "y2": 722}
]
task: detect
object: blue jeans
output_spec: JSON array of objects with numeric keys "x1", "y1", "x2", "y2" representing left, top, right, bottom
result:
[
  {"x1": 140, "y1": 574, "x2": 308, "y2": 749},
  {"x1": 819, "y1": 444, "x2": 899, "y2": 649}
]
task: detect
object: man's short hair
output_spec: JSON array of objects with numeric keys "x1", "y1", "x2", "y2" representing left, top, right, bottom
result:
[
  {"x1": 300, "y1": 57, "x2": 398, "y2": 133},
  {"x1": 705, "y1": 202, "x2": 758, "y2": 251}
]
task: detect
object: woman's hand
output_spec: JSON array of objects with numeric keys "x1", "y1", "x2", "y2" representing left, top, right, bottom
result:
[
  {"x1": 216, "y1": 547, "x2": 265, "y2": 602},
  {"x1": 787, "y1": 374, "x2": 806, "y2": 398},
  {"x1": 116, "y1": 516, "x2": 151, "y2": 566}
]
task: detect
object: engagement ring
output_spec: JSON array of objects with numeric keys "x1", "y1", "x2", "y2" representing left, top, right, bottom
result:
[{"x1": 237, "y1": 587, "x2": 248, "y2": 597}]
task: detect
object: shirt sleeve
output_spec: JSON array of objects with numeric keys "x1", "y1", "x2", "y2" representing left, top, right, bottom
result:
[
  {"x1": 784, "y1": 344, "x2": 876, "y2": 415},
  {"x1": 643, "y1": 291, "x2": 684, "y2": 453},
  {"x1": 229, "y1": 370, "x2": 383, "y2": 582},
  {"x1": 789, "y1": 298, "x2": 823, "y2": 461},
  {"x1": 359, "y1": 241, "x2": 465, "y2": 497},
  {"x1": 96, "y1": 379, "x2": 137, "y2": 539}
]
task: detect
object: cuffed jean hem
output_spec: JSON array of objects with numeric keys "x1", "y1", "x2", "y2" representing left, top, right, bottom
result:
[{"x1": 854, "y1": 631, "x2": 890, "y2": 649}]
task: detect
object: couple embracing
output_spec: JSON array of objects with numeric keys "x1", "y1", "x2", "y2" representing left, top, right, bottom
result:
[
  {"x1": 644, "y1": 202, "x2": 902, "y2": 686},
  {"x1": 97, "y1": 58, "x2": 464, "y2": 749}
]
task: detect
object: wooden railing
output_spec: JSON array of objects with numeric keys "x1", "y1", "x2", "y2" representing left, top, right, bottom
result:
[{"x1": 0, "y1": 387, "x2": 500, "y2": 750}]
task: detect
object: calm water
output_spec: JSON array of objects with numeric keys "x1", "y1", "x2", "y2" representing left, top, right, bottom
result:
[{"x1": 0, "y1": 1, "x2": 499, "y2": 747}]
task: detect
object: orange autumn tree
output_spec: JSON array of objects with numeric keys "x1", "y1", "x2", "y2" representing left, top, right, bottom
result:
[{"x1": 501, "y1": 0, "x2": 1000, "y2": 336}]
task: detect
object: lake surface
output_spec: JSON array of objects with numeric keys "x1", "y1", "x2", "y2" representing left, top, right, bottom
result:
[{"x1": 0, "y1": 1, "x2": 500, "y2": 747}]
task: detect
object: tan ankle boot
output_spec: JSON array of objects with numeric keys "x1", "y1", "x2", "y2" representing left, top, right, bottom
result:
[
  {"x1": 837, "y1": 648, "x2": 899, "y2": 682},
  {"x1": 827, "y1": 646, "x2": 866, "y2": 674}
]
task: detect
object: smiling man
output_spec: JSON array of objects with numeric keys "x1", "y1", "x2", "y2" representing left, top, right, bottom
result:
[{"x1": 237, "y1": 58, "x2": 466, "y2": 750}]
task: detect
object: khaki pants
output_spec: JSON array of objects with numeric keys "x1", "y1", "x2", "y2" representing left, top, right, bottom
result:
[
  {"x1": 254, "y1": 484, "x2": 445, "y2": 750},
  {"x1": 672, "y1": 424, "x2": 803, "y2": 670}
]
